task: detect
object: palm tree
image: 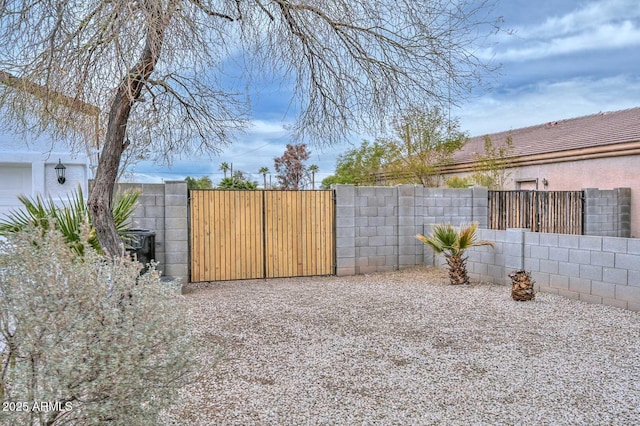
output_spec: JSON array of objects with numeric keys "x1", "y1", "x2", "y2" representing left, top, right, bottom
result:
[
  {"x1": 258, "y1": 166, "x2": 269, "y2": 189},
  {"x1": 308, "y1": 164, "x2": 319, "y2": 190},
  {"x1": 219, "y1": 162, "x2": 230, "y2": 179},
  {"x1": 416, "y1": 222, "x2": 494, "y2": 285}
]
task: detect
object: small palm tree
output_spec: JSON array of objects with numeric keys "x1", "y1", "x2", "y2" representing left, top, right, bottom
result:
[
  {"x1": 416, "y1": 222, "x2": 494, "y2": 285},
  {"x1": 308, "y1": 164, "x2": 319, "y2": 190}
]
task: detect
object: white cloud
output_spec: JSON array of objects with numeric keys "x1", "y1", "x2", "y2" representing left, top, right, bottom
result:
[
  {"x1": 483, "y1": 0, "x2": 640, "y2": 62},
  {"x1": 455, "y1": 75, "x2": 640, "y2": 136}
]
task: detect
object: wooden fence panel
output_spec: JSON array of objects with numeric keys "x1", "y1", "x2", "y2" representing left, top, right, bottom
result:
[
  {"x1": 489, "y1": 191, "x2": 583, "y2": 234},
  {"x1": 190, "y1": 190, "x2": 335, "y2": 282}
]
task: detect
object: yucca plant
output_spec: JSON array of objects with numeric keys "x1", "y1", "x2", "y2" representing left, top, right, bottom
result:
[
  {"x1": 0, "y1": 185, "x2": 139, "y2": 256},
  {"x1": 416, "y1": 222, "x2": 495, "y2": 285}
]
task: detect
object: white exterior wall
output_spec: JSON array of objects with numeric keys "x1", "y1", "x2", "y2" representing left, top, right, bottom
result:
[{"x1": 0, "y1": 131, "x2": 90, "y2": 219}]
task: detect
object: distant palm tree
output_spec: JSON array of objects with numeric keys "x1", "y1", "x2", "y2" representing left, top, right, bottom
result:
[
  {"x1": 258, "y1": 166, "x2": 269, "y2": 189},
  {"x1": 309, "y1": 164, "x2": 319, "y2": 190},
  {"x1": 416, "y1": 222, "x2": 494, "y2": 285},
  {"x1": 219, "y1": 162, "x2": 230, "y2": 178}
]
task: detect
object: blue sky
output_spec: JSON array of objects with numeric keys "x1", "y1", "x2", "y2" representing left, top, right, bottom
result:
[{"x1": 128, "y1": 0, "x2": 640, "y2": 186}]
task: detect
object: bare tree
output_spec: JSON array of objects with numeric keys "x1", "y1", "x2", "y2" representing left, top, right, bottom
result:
[
  {"x1": 0, "y1": 0, "x2": 500, "y2": 256},
  {"x1": 274, "y1": 143, "x2": 310, "y2": 190}
]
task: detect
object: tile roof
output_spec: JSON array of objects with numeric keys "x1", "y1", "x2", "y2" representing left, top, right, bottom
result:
[{"x1": 454, "y1": 107, "x2": 640, "y2": 164}]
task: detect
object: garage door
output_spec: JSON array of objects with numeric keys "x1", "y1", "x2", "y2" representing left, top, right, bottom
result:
[{"x1": 0, "y1": 163, "x2": 32, "y2": 219}]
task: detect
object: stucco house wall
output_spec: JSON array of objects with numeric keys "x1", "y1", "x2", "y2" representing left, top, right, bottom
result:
[
  {"x1": 440, "y1": 107, "x2": 640, "y2": 238},
  {"x1": 0, "y1": 130, "x2": 91, "y2": 219}
]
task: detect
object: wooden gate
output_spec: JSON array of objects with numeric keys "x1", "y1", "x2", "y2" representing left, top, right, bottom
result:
[
  {"x1": 489, "y1": 191, "x2": 584, "y2": 234},
  {"x1": 189, "y1": 190, "x2": 335, "y2": 282}
]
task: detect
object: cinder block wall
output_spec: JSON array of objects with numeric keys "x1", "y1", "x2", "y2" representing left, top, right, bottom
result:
[
  {"x1": 116, "y1": 181, "x2": 188, "y2": 283},
  {"x1": 335, "y1": 184, "x2": 489, "y2": 276},
  {"x1": 583, "y1": 188, "x2": 631, "y2": 237},
  {"x1": 464, "y1": 229, "x2": 640, "y2": 312}
]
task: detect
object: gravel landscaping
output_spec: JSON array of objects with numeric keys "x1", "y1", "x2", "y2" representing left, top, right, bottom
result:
[{"x1": 162, "y1": 266, "x2": 640, "y2": 425}]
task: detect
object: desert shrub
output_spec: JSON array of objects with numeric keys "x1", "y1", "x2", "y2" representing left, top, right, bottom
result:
[{"x1": 0, "y1": 227, "x2": 195, "y2": 425}]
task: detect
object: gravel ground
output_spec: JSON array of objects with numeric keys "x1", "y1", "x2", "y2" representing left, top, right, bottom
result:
[{"x1": 162, "y1": 266, "x2": 640, "y2": 425}]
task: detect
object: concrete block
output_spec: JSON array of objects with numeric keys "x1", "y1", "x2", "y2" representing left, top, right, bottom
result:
[
  {"x1": 603, "y1": 268, "x2": 628, "y2": 285},
  {"x1": 165, "y1": 217, "x2": 186, "y2": 230},
  {"x1": 558, "y1": 289, "x2": 580, "y2": 300},
  {"x1": 355, "y1": 257, "x2": 369, "y2": 267},
  {"x1": 569, "y1": 277, "x2": 591, "y2": 293},
  {"x1": 590, "y1": 252, "x2": 615, "y2": 268},
  {"x1": 616, "y1": 284, "x2": 640, "y2": 304},
  {"x1": 538, "y1": 286, "x2": 559, "y2": 295},
  {"x1": 399, "y1": 254, "x2": 417, "y2": 266},
  {"x1": 628, "y1": 270, "x2": 640, "y2": 287},
  {"x1": 591, "y1": 281, "x2": 616, "y2": 299},
  {"x1": 472, "y1": 262, "x2": 488, "y2": 276},
  {"x1": 558, "y1": 235, "x2": 580, "y2": 248},
  {"x1": 539, "y1": 233, "x2": 559, "y2": 247},
  {"x1": 358, "y1": 265, "x2": 379, "y2": 274},
  {"x1": 164, "y1": 205, "x2": 187, "y2": 219},
  {"x1": 358, "y1": 246, "x2": 377, "y2": 257},
  {"x1": 166, "y1": 229, "x2": 187, "y2": 242},
  {"x1": 164, "y1": 263, "x2": 188, "y2": 279},
  {"x1": 540, "y1": 259, "x2": 559, "y2": 274},
  {"x1": 579, "y1": 236, "x2": 602, "y2": 251},
  {"x1": 602, "y1": 237, "x2": 631, "y2": 253},
  {"x1": 377, "y1": 225, "x2": 395, "y2": 237},
  {"x1": 548, "y1": 247, "x2": 569, "y2": 263},
  {"x1": 369, "y1": 217, "x2": 386, "y2": 227},
  {"x1": 336, "y1": 232, "x2": 356, "y2": 246},
  {"x1": 337, "y1": 266, "x2": 356, "y2": 276},
  {"x1": 524, "y1": 257, "x2": 540, "y2": 272},
  {"x1": 602, "y1": 298, "x2": 627, "y2": 310},
  {"x1": 579, "y1": 294, "x2": 602, "y2": 305},
  {"x1": 615, "y1": 253, "x2": 640, "y2": 271},
  {"x1": 488, "y1": 264, "x2": 505, "y2": 279},
  {"x1": 377, "y1": 246, "x2": 395, "y2": 256},
  {"x1": 337, "y1": 247, "x2": 356, "y2": 258},
  {"x1": 559, "y1": 262, "x2": 580, "y2": 278},
  {"x1": 165, "y1": 251, "x2": 188, "y2": 264},
  {"x1": 368, "y1": 236, "x2": 386, "y2": 247},
  {"x1": 165, "y1": 194, "x2": 187, "y2": 208},
  {"x1": 335, "y1": 185, "x2": 355, "y2": 204},
  {"x1": 355, "y1": 237, "x2": 369, "y2": 247},
  {"x1": 530, "y1": 245, "x2": 549, "y2": 260},
  {"x1": 569, "y1": 249, "x2": 591, "y2": 265},
  {"x1": 627, "y1": 239, "x2": 640, "y2": 255},
  {"x1": 505, "y1": 254, "x2": 524, "y2": 270},
  {"x1": 549, "y1": 274, "x2": 569, "y2": 290},
  {"x1": 356, "y1": 227, "x2": 376, "y2": 237},
  {"x1": 531, "y1": 271, "x2": 550, "y2": 286},
  {"x1": 628, "y1": 302, "x2": 640, "y2": 312},
  {"x1": 579, "y1": 264, "x2": 602, "y2": 281},
  {"x1": 336, "y1": 206, "x2": 355, "y2": 219}
]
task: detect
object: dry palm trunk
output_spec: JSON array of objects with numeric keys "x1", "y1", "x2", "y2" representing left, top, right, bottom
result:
[
  {"x1": 445, "y1": 253, "x2": 469, "y2": 285},
  {"x1": 509, "y1": 270, "x2": 535, "y2": 301}
]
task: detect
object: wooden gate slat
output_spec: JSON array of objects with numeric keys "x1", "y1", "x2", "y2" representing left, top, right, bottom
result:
[{"x1": 489, "y1": 190, "x2": 583, "y2": 235}]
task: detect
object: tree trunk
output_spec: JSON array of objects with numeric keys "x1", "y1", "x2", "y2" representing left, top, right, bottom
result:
[
  {"x1": 445, "y1": 253, "x2": 469, "y2": 285},
  {"x1": 509, "y1": 270, "x2": 536, "y2": 301},
  {"x1": 88, "y1": 4, "x2": 171, "y2": 257}
]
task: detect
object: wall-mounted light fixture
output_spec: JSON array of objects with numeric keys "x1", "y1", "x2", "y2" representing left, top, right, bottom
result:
[
  {"x1": 542, "y1": 178, "x2": 549, "y2": 188},
  {"x1": 55, "y1": 159, "x2": 66, "y2": 184}
]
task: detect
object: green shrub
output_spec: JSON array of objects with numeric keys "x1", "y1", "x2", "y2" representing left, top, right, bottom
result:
[{"x1": 0, "y1": 227, "x2": 195, "y2": 425}]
